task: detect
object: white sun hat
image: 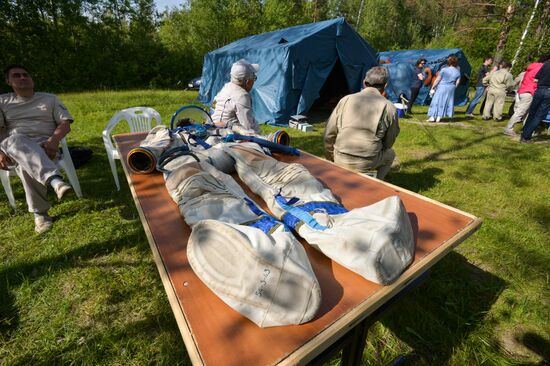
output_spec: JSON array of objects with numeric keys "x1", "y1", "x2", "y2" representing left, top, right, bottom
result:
[{"x1": 230, "y1": 59, "x2": 260, "y2": 80}]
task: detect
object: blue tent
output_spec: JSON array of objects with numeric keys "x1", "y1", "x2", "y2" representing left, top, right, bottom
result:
[
  {"x1": 378, "y1": 48, "x2": 472, "y2": 106},
  {"x1": 198, "y1": 18, "x2": 378, "y2": 125},
  {"x1": 381, "y1": 62, "x2": 417, "y2": 102}
]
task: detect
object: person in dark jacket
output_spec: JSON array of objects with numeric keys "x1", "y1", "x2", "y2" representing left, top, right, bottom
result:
[
  {"x1": 465, "y1": 57, "x2": 493, "y2": 117},
  {"x1": 409, "y1": 58, "x2": 428, "y2": 114}
]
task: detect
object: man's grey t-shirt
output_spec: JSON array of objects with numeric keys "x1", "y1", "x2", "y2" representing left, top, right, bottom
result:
[{"x1": 0, "y1": 92, "x2": 73, "y2": 138}]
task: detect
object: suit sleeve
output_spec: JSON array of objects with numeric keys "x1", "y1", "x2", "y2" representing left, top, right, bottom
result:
[
  {"x1": 382, "y1": 104, "x2": 399, "y2": 150},
  {"x1": 482, "y1": 73, "x2": 491, "y2": 87},
  {"x1": 235, "y1": 95, "x2": 259, "y2": 133},
  {"x1": 506, "y1": 73, "x2": 515, "y2": 91}
]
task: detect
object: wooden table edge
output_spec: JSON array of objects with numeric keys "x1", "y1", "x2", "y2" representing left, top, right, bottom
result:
[
  {"x1": 115, "y1": 135, "x2": 482, "y2": 366},
  {"x1": 118, "y1": 146, "x2": 205, "y2": 365},
  {"x1": 280, "y1": 217, "x2": 482, "y2": 365}
]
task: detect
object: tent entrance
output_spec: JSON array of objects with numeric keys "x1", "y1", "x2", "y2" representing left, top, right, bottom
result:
[{"x1": 310, "y1": 58, "x2": 350, "y2": 113}]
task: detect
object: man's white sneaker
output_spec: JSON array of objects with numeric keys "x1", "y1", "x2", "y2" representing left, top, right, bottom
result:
[
  {"x1": 53, "y1": 181, "x2": 73, "y2": 200},
  {"x1": 35, "y1": 214, "x2": 53, "y2": 234},
  {"x1": 503, "y1": 129, "x2": 517, "y2": 136}
]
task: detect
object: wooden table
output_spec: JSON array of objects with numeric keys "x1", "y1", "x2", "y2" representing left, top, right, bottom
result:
[{"x1": 114, "y1": 132, "x2": 481, "y2": 366}]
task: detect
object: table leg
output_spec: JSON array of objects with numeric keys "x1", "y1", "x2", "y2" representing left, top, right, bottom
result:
[{"x1": 341, "y1": 318, "x2": 372, "y2": 366}]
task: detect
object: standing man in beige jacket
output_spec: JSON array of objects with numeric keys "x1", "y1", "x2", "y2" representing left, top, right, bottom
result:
[
  {"x1": 324, "y1": 67, "x2": 400, "y2": 180},
  {"x1": 482, "y1": 61, "x2": 515, "y2": 121}
]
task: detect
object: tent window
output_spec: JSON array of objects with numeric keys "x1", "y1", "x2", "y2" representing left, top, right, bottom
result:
[
  {"x1": 278, "y1": 38, "x2": 288, "y2": 44},
  {"x1": 310, "y1": 58, "x2": 350, "y2": 113}
]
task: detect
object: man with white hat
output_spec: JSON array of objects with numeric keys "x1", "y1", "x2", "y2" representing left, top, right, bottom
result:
[{"x1": 211, "y1": 59, "x2": 260, "y2": 133}]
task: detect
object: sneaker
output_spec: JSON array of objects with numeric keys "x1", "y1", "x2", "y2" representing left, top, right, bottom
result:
[
  {"x1": 426, "y1": 117, "x2": 435, "y2": 122},
  {"x1": 520, "y1": 138, "x2": 534, "y2": 144},
  {"x1": 465, "y1": 113, "x2": 475, "y2": 117},
  {"x1": 35, "y1": 214, "x2": 53, "y2": 234},
  {"x1": 503, "y1": 129, "x2": 517, "y2": 136},
  {"x1": 53, "y1": 181, "x2": 73, "y2": 200}
]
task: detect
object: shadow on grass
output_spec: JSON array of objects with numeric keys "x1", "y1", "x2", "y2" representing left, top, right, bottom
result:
[
  {"x1": 376, "y1": 252, "x2": 506, "y2": 364},
  {"x1": 400, "y1": 132, "x2": 502, "y2": 169},
  {"x1": 0, "y1": 232, "x2": 148, "y2": 338},
  {"x1": 293, "y1": 134, "x2": 326, "y2": 157},
  {"x1": 9, "y1": 312, "x2": 190, "y2": 366},
  {"x1": 306, "y1": 110, "x2": 332, "y2": 125},
  {"x1": 519, "y1": 332, "x2": 550, "y2": 363},
  {"x1": 388, "y1": 167, "x2": 443, "y2": 192}
]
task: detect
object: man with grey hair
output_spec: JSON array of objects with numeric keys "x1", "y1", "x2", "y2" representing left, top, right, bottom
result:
[
  {"x1": 211, "y1": 59, "x2": 260, "y2": 133},
  {"x1": 324, "y1": 66, "x2": 400, "y2": 180}
]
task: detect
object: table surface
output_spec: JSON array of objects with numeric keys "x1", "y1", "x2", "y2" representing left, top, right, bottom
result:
[{"x1": 114, "y1": 132, "x2": 482, "y2": 366}]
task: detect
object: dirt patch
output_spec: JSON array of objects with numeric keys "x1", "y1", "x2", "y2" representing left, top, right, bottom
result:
[
  {"x1": 401, "y1": 120, "x2": 484, "y2": 131},
  {"x1": 498, "y1": 325, "x2": 547, "y2": 363},
  {"x1": 407, "y1": 150, "x2": 431, "y2": 159}
]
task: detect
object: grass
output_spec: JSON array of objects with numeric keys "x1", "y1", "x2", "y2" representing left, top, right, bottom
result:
[{"x1": 1, "y1": 90, "x2": 549, "y2": 365}]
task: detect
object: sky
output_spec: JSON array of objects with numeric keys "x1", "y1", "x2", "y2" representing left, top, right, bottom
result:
[{"x1": 154, "y1": 0, "x2": 182, "y2": 11}]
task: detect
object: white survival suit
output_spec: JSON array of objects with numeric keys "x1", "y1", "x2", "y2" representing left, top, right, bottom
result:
[{"x1": 132, "y1": 126, "x2": 415, "y2": 327}]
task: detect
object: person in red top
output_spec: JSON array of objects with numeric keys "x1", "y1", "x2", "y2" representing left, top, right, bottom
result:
[
  {"x1": 520, "y1": 55, "x2": 550, "y2": 142},
  {"x1": 504, "y1": 54, "x2": 549, "y2": 135}
]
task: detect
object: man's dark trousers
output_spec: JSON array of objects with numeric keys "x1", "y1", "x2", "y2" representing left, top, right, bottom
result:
[{"x1": 521, "y1": 87, "x2": 550, "y2": 140}]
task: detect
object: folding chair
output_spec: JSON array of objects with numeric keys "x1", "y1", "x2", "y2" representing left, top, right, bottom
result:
[
  {"x1": 1, "y1": 137, "x2": 82, "y2": 210},
  {"x1": 102, "y1": 107, "x2": 162, "y2": 190}
]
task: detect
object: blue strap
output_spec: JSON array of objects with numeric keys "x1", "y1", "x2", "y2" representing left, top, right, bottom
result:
[
  {"x1": 243, "y1": 197, "x2": 286, "y2": 233},
  {"x1": 223, "y1": 134, "x2": 236, "y2": 143},
  {"x1": 275, "y1": 194, "x2": 349, "y2": 231},
  {"x1": 244, "y1": 197, "x2": 264, "y2": 216},
  {"x1": 156, "y1": 145, "x2": 196, "y2": 173},
  {"x1": 188, "y1": 134, "x2": 211, "y2": 149},
  {"x1": 246, "y1": 216, "x2": 281, "y2": 234},
  {"x1": 275, "y1": 194, "x2": 325, "y2": 231}
]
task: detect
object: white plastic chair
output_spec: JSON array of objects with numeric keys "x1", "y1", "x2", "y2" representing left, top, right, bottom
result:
[
  {"x1": 102, "y1": 107, "x2": 162, "y2": 190},
  {"x1": 1, "y1": 137, "x2": 83, "y2": 210}
]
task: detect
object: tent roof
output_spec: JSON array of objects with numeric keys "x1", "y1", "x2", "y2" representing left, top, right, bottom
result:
[
  {"x1": 199, "y1": 18, "x2": 378, "y2": 124},
  {"x1": 212, "y1": 18, "x2": 377, "y2": 59},
  {"x1": 379, "y1": 48, "x2": 466, "y2": 65}
]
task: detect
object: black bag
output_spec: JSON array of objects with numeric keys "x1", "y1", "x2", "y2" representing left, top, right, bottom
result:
[{"x1": 67, "y1": 146, "x2": 93, "y2": 169}]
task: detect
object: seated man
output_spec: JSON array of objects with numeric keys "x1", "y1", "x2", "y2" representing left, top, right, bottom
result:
[
  {"x1": 324, "y1": 66, "x2": 400, "y2": 180},
  {"x1": 0, "y1": 64, "x2": 74, "y2": 233},
  {"x1": 210, "y1": 59, "x2": 261, "y2": 133}
]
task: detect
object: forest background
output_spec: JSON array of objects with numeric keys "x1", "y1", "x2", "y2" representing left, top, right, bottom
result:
[{"x1": 1, "y1": 0, "x2": 548, "y2": 93}]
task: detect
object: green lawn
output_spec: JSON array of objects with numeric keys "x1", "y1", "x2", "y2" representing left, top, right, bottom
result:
[{"x1": 1, "y1": 90, "x2": 549, "y2": 365}]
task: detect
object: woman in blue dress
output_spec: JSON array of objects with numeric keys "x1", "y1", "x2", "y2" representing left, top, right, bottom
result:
[{"x1": 427, "y1": 56, "x2": 461, "y2": 122}]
